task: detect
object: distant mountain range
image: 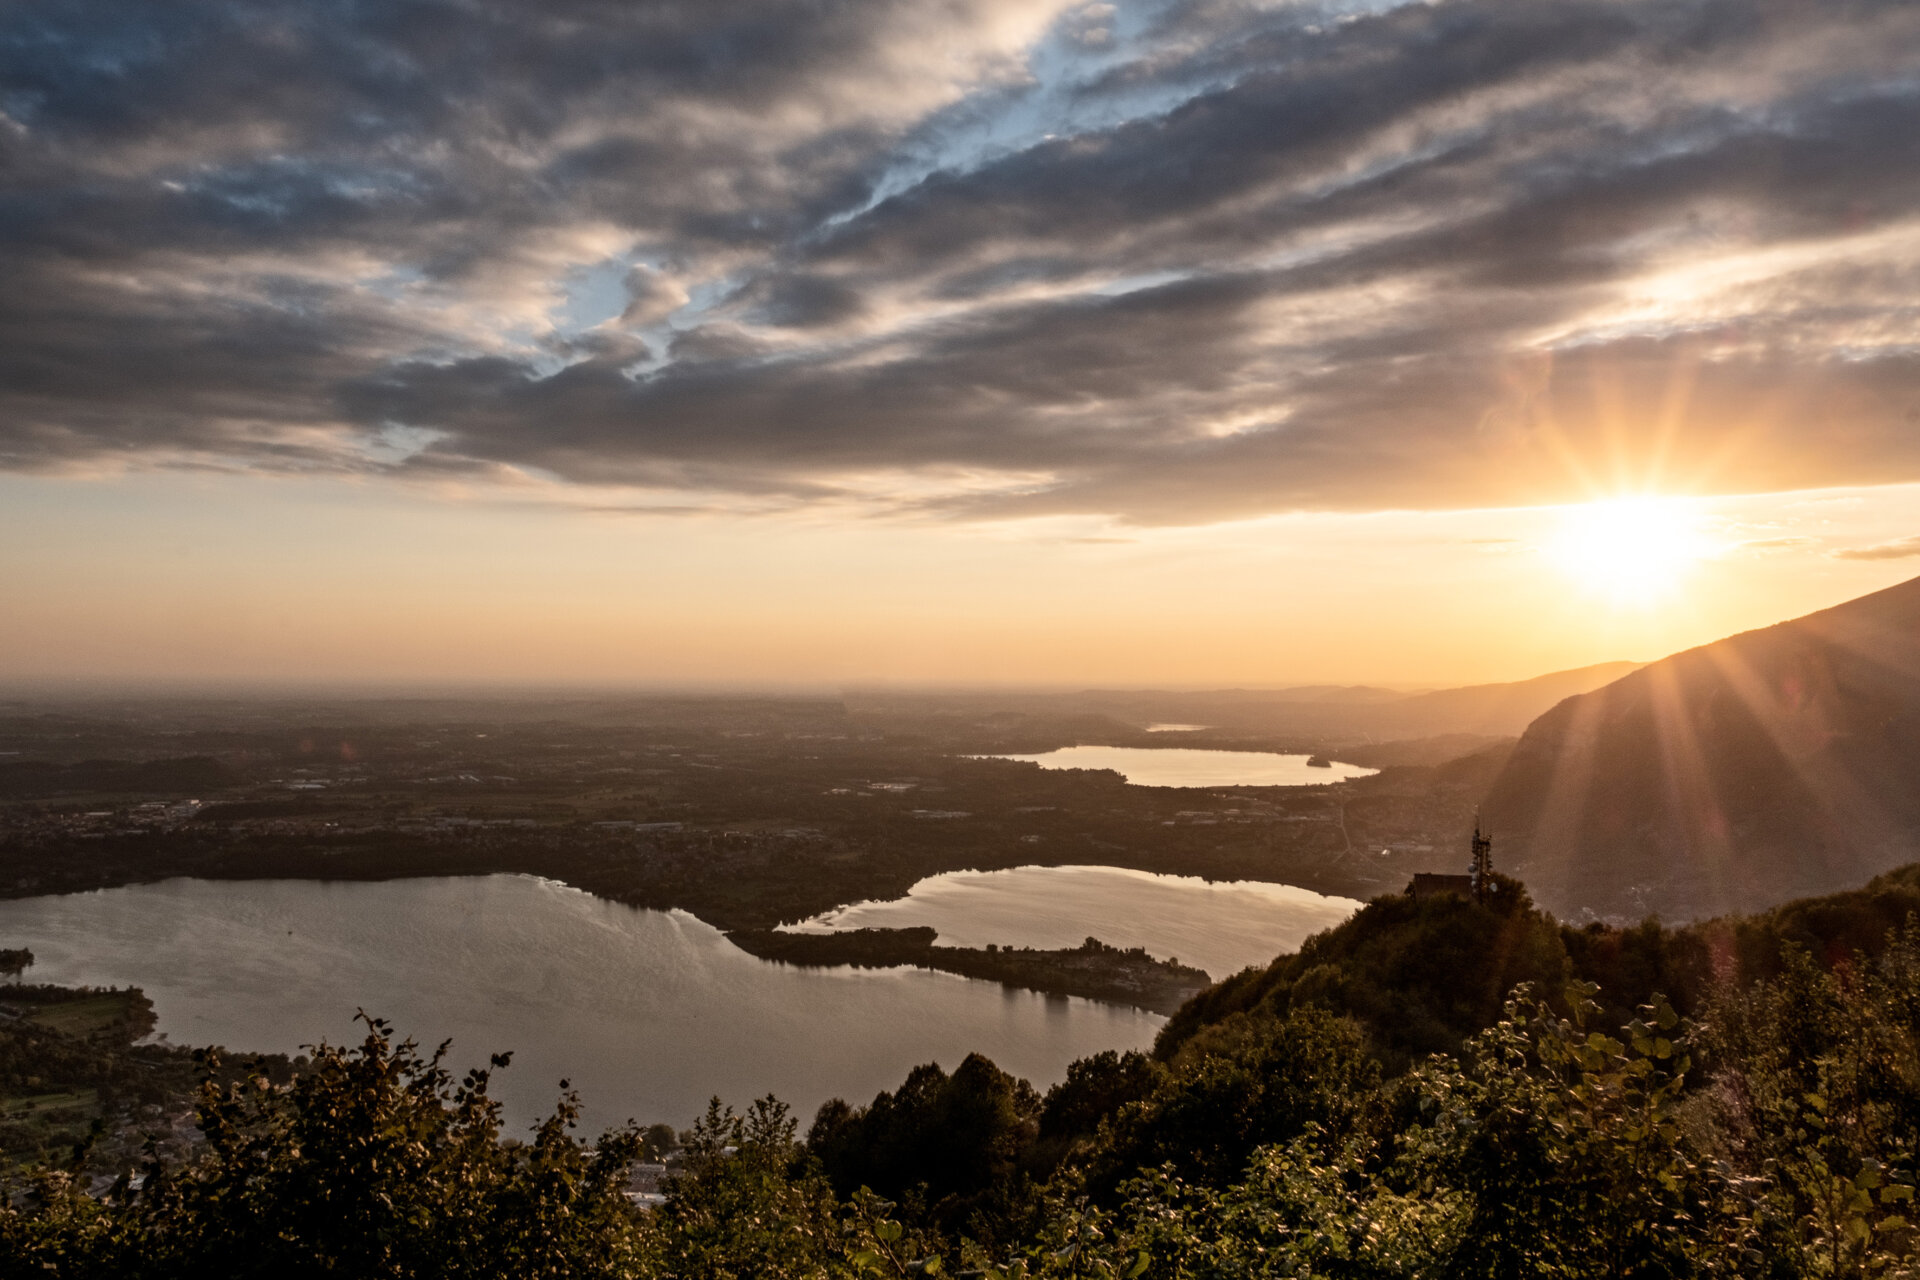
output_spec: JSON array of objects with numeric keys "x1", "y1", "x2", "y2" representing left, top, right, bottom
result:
[
  {"x1": 847, "y1": 661, "x2": 1643, "y2": 745},
  {"x1": 1066, "y1": 664, "x2": 1647, "y2": 740},
  {"x1": 1377, "y1": 663, "x2": 1646, "y2": 738},
  {"x1": 1483, "y1": 575, "x2": 1920, "y2": 922}
]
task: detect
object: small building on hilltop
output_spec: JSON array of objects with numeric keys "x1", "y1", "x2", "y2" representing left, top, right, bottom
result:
[
  {"x1": 1407, "y1": 824, "x2": 1495, "y2": 903},
  {"x1": 1407, "y1": 871, "x2": 1476, "y2": 901}
]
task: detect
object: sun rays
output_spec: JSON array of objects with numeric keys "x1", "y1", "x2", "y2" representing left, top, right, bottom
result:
[{"x1": 1547, "y1": 495, "x2": 1717, "y2": 605}]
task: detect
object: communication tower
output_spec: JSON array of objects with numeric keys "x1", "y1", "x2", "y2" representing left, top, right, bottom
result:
[{"x1": 1469, "y1": 820, "x2": 1493, "y2": 902}]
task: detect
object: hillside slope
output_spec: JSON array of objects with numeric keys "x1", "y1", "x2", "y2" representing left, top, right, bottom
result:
[
  {"x1": 1380, "y1": 662, "x2": 1644, "y2": 736},
  {"x1": 1482, "y1": 575, "x2": 1920, "y2": 920}
]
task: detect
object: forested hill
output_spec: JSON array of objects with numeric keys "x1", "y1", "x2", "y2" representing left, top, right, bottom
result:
[
  {"x1": 1157, "y1": 861, "x2": 1920, "y2": 1072},
  {"x1": 1482, "y1": 572, "x2": 1920, "y2": 921}
]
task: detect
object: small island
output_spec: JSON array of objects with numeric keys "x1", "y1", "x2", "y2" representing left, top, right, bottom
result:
[
  {"x1": 1305, "y1": 754, "x2": 1333, "y2": 768},
  {"x1": 727, "y1": 927, "x2": 1213, "y2": 1014}
]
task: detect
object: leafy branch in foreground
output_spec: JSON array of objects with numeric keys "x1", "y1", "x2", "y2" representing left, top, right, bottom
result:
[{"x1": 2, "y1": 1014, "x2": 648, "y2": 1279}]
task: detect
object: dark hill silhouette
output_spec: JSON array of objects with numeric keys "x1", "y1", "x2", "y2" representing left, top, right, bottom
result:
[{"x1": 1482, "y1": 574, "x2": 1920, "y2": 921}]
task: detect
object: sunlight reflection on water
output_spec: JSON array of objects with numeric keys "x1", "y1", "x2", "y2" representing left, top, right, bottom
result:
[
  {"x1": 975, "y1": 745, "x2": 1376, "y2": 787},
  {"x1": 787, "y1": 864, "x2": 1362, "y2": 980},
  {"x1": 0, "y1": 875, "x2": 1161, "y2": 1133}
]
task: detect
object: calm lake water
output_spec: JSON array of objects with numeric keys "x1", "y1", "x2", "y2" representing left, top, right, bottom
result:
[
  {"x1": 979, "y1": 745, "x2": 1377, "y2": 788},
  {"x1": 787, "y1": 865, "x2": 1361, "y2": 980},
  {"x1": 0, "y1": 875, "x2": 1160, "y2": 1136}
]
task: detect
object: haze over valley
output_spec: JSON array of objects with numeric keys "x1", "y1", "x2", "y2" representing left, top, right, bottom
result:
[{"x1": 7, "y1": 575, "x2": 1920, "y2": 1140}]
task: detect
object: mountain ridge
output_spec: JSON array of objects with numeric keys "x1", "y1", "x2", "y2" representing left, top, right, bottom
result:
[{"x1": 1482, "y1": 574, "x2": 1920, "y2": 921}]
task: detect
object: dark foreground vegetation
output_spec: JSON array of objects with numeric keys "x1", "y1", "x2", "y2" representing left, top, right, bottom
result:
[{"x1": 13, "y1": 867, "x2": 1920, "y2": 1276}]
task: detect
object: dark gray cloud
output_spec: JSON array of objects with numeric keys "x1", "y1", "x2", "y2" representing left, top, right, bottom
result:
[{"x1": 4, "y1": 0, "x2": 1920, "y2": 519}]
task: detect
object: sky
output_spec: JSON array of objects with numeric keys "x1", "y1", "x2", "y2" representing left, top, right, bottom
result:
[{"x1": 4, "y1": 0, "x2": 1920, "y2": 689}]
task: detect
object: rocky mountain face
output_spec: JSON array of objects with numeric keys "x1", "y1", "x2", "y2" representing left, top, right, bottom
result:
[{"x1": 1481, "y1": 575, "x2": 1920, "y2": 922}]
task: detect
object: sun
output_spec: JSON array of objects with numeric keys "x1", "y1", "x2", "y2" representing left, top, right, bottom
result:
[{"x1": 1548, "y1": 495, "x2": 1714, "y2": 603}]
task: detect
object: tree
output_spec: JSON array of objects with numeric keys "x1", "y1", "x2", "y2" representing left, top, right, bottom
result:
[
  {"x1": 0, "y1": 947, "x2": 31, "y2": 982},
  {"x1": 1, "y1": 1014, "x2": 648, "y2": 1279},
  {"x1": 654, "y1": 1095, "x2": 844, "y2": 1280}
]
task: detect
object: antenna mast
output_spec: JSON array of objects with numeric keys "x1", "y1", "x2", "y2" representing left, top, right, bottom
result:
[{"x1": 1470, "y1": 820, "x2": 1493, "y2": 902}]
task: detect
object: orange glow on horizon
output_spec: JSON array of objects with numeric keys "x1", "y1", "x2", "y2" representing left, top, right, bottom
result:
[{"x1": 1, "y1": 473, "x2": 1916, "y2": 690}]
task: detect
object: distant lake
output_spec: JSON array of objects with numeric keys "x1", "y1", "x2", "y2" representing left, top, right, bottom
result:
[
  {"x1": 0, "y1": 876, "x2": 1159, "y2": 1136},
  {"x1": 978, "y1": 745, "x2": 1377, "y2": 788},
  {"x1": 787, "y1": 865, "x2": 1360, "y2": 980}
]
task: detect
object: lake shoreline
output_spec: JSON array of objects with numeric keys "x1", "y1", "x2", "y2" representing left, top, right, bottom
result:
[
  {"x1": 0, "y1": 862, "x2": 1354, "y2": 1014},
  {"x1": 971, "y1": 745, "x2": 1378, "y2": 788},
  {"x1": 781, "y1": 863, "x2": 1363, "y2": 983},
  {"x1": 0, "y1": 875, "x2": 1164, "y2": 1134},
  {"x1": 728, "y1": 926, "x2": 1214, "y2": 1014}
]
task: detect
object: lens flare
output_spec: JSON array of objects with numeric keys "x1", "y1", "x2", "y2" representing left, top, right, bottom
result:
[{"x1": 1549, "y1": 495, "x2": 1715, "y2": 604}]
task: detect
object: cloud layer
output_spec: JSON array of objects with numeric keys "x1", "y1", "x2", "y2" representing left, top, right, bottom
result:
[{"x1": 6, "y1": 0, "x2": 1920, "y2": 520}]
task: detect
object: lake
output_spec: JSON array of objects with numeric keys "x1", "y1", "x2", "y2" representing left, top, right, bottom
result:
[
  {"x1": 0, "y1": 875, "x2": 1159, "y2": 1136},
  {"x1": 786, "y1": 865, "x2": 1361, "y2": 980},
  {"x1": 978, "y1": 745, "x2": 1377, "y2": 788}
]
